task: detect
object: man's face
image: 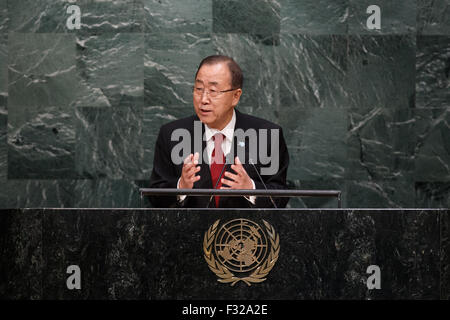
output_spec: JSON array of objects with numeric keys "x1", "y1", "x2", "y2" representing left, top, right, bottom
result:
[{"x1": 193, "y1": 62, "x2": 242, "y2": 130}]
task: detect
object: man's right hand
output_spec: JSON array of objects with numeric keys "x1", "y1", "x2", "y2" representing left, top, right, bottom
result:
[{"x1": 179, "y1": 152, "x2": 201, "y2": 189}]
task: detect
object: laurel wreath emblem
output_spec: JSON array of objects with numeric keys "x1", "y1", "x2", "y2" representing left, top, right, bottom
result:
[{"x1": 203, "y1": 219, "x2": 280, "y2": 286}]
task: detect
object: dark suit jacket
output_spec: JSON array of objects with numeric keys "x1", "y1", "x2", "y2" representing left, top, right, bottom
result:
[{"x1": 148, "y1": 109, "x2": 289, "y2": 208}]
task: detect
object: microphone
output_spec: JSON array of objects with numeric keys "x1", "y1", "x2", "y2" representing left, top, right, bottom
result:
[
  {"x1": 249, "y1": 158, "x2": 278, "y2": 208},
  {"x1": 206, "y1": 156, "x2": 229, "y2": 208}
]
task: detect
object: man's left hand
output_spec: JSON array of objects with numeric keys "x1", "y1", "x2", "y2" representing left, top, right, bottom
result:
[{"x1": 220, "y1": 156, "x2": 253, "y2": 189}]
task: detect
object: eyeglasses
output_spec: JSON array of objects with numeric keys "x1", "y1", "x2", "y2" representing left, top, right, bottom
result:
[{"x1": 193, "y1": 87, "x2": 238, "y2": 98}]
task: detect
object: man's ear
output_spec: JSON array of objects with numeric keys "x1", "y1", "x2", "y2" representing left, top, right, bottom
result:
[{"x1": 232, "y1": 88, "x2": 242, "y2": 106}]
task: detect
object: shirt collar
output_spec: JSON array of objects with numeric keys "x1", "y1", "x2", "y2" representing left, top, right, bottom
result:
[{"x1": 204, "y1": 109, "x2": 236, "y2": 142}]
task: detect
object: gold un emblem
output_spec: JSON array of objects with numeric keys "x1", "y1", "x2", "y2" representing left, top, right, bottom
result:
[{"x1": 203, "y1": 218, "x2": 280, "y2": 286}]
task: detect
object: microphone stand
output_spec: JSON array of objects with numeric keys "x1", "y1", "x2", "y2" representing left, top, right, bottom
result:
[{"x1": 249, "y1": 159, "x2": 278, "y2": 209}]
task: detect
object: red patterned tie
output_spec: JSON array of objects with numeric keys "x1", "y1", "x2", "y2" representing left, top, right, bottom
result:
[{"x1": 210, "y1": 133, "x2": 225, "y2": 207}]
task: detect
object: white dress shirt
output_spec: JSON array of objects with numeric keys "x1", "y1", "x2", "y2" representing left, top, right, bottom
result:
[{"x1": 177, "y1": 109, "x2": 256, "y2": 204}]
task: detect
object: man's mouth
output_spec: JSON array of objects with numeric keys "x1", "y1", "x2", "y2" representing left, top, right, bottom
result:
[{"x1": 200, "y1": 108, "x2": 212, "y2": 114}]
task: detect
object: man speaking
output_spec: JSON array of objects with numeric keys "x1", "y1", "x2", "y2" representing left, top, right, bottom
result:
[{"x1": 149, "y1": 55, "x2": 289, "y2": 208}]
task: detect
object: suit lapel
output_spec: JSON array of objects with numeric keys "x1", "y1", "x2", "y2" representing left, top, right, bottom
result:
[
  {"x1": 217, "y1": 109, "x2": 252, "y2": 207},
  {"x1": 232, "y1": 109, "x2": 253, "y2": 176},
  {"x1": 194, "y1": 121, "x2": 213, "y2": 189}
]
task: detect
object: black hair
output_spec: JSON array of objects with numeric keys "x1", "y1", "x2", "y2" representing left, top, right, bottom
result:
[{"x1": 195, "y1": 55, "x2": 243, "y2": 89}]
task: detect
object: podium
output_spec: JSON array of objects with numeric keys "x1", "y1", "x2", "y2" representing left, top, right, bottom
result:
[
  {"x1": 139, "y1": 188, "x2": 343, "y2": 208},
  {"x1": 1, "y1": 207, "x2": 448, "y2": 299}
]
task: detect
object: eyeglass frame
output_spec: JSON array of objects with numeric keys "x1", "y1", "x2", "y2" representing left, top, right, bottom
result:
[{"x1": 192, "y1": 86, "x2": 240, "y2": 98}]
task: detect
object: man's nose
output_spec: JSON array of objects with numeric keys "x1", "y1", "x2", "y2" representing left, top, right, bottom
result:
[{"x1": 201, "y1": 90, "x2": 210, "y2": 103}]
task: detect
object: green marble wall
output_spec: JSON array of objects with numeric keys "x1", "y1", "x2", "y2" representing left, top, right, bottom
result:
[{"x1": 0, "y1": 0, "x2": 448, "y2": 208}]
